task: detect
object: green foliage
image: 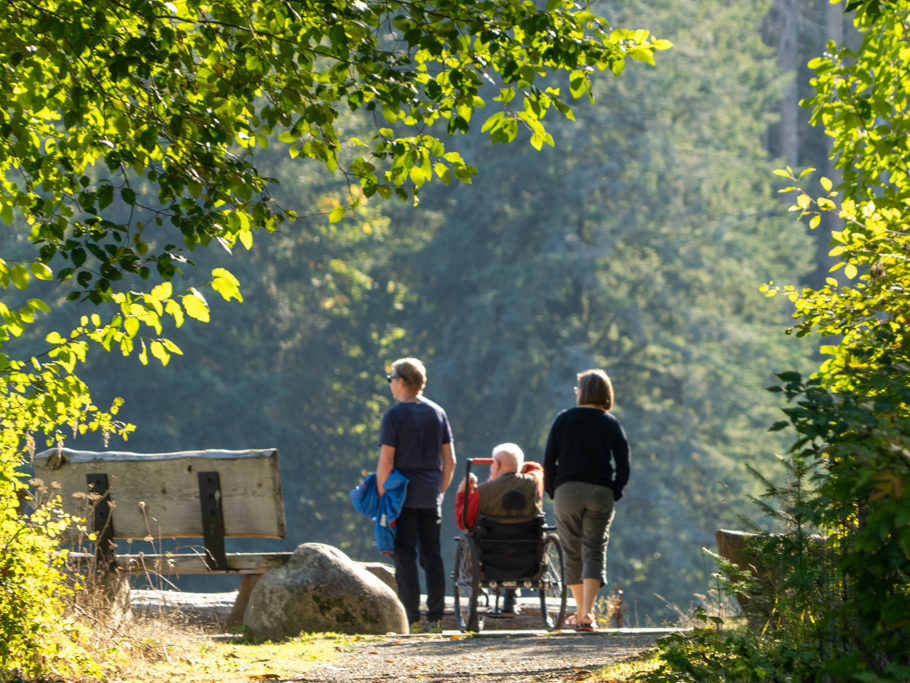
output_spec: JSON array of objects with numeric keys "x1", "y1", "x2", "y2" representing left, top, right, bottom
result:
[
  {"x1": 764, "y1": 1, "x2": 910, "y2": 673},
  {"x1": 0, "y1": 476, "x2": 99, "y2": 680},
  {"x1": 652, "y1": 2, "x2": 910, "y2": 679},
  {"x1": 641, "y1": 610, "x2": 814, "y2": 683},
  {"x1": 0, "y1": 327, "x2": 126, "y2": 677},
  {"x1": 741, "y1": 457, "x2": 835, "y2": 635},
  {"x1": 644, "y1": 0, "x2": 910, "y2": 676},
  {"x1": 3, "y1": 0, "x2": 668, "y2": 302}
]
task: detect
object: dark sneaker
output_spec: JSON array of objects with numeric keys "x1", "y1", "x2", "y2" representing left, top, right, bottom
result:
[
  {"x1": 488, "y1": 605, "x2": 520, "y2": 617},
  {"x1": 422, "y1": 620, "x2": 443, "y2": 633}
]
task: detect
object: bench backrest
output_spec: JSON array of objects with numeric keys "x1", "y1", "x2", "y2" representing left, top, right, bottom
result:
[{"x1": 33, "y1": 448, "x2": 286, "y2": 541}]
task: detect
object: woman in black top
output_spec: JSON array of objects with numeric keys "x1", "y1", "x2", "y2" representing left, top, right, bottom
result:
[{"x1": 543, "y1": 369, "x2": 630, "y2": 631}]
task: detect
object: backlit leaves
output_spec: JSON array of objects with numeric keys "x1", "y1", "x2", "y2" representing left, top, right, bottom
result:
[
  {"x1": 2, "y1": 0, "x2": 667, "y2": 300},
  {"x1": 770, "y1": 3, "x2": 910, "y2": 664}
]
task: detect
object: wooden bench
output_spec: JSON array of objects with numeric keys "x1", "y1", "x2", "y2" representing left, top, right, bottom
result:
[{"x1": 33, "y1": 447, "x2": 293, "y2": 628}]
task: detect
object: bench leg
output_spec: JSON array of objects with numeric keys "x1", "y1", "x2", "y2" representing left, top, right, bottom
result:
[{"x1": 226, "y1": 574, "x2": 261, "y2": 631}]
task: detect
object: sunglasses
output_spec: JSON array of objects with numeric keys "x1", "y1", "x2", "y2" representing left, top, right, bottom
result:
[{"x1": 386, "y1": 374, "x2": 399, "y2": 383}]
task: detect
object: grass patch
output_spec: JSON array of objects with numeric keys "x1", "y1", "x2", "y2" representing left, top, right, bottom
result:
[{"x1": 588, "y1": 648, "x2": 661, "y2": 682}]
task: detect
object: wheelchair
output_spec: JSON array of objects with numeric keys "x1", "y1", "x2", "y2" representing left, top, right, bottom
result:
[{"x1": 452, "y1": 457, "x2": 567, "y2": 632}]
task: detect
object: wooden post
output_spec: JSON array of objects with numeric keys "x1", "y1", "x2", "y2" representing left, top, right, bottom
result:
[
  {"x1": 198, "y1": 471, "x2": 228, "y2": 570},
  {"x1": 226, "y1": 574, "x2": 261, "y2": 630},
  {"x1": 86, "y1": 473, "x2": 116, "y2": 572}
]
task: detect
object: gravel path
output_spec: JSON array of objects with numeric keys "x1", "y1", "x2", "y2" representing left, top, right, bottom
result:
[{"x1": 299, "y1": 630, "x2": 666, "y2": 682}]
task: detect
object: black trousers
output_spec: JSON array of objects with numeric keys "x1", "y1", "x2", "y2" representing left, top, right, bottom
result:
[{"x1": 393, "y1": 506, "x2": 445, "y2": 624}]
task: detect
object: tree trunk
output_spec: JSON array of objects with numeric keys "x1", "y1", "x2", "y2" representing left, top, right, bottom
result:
[{"x1": 777, "y1": 0, "x2": 800, "y2": 167}]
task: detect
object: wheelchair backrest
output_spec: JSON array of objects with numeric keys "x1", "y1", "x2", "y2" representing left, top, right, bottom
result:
[{"x1": 474, "y1": 514, "x2": 544, "y2": 580}]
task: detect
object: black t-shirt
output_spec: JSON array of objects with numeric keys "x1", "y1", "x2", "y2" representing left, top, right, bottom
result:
[{"x1": 543, "y1": 406, "x2": 631, "y2": 499}]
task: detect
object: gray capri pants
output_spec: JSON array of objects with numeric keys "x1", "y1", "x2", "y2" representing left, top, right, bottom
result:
[{"x1": 553, "y1": 481, "x2": 615, "y2": 586}]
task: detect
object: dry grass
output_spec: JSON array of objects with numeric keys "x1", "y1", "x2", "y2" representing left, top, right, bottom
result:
[
  {"x1": 97, "y1": 624, "x2": 362, "y2": 683},
  {"x1": 62, "y1": 576, "x2": 364, "y2": 682}
]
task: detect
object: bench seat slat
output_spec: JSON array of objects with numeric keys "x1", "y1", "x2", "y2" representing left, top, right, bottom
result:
[{"x1": 67, "y1": 551, "x2": 294, "y2": 575}]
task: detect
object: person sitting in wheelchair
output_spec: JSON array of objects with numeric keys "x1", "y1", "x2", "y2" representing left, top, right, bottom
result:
[{"x1": 455, "y1": 442, "x2": 544, "y2": 614}]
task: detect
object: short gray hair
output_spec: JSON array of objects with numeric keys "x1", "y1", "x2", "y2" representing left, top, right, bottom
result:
[{"x1": 492, "y1": 442, "x2": 524, "y2": 472}]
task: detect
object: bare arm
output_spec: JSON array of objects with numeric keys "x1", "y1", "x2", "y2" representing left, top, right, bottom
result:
[
  {"x1": 440, "y1": 442, "x2": 456, "y2": 493},
  {"x1": 376, "y1": 444, "x2": 395, "y2": 496}
]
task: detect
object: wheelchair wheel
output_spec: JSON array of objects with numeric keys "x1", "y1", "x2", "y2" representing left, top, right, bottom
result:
[
  {"x1": 453, "y1": 535, "x2": 483, "y2": 632},
  {"x1": 538, "y1": 534, "x2": 567, "y2": 631}
]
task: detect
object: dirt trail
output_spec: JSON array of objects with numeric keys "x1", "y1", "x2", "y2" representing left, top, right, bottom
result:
[{"x1": 299, "y1": 629, "x2": 667, "y2": 682}]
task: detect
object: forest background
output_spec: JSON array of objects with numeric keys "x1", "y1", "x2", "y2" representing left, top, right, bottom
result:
[{"x1": 5, "y1": 0, "x2": 853, "y2": 625}]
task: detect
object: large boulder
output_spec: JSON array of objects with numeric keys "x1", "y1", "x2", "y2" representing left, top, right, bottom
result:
[
  {"x1": 243, "y1": 543, "x2": 408, "y2": 640},
  {"x1": 359, "y1": 561, "x2": 398, "y2": 594}
]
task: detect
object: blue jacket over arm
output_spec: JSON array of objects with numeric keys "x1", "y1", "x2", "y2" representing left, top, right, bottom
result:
[{"x1": 350, "y1": 470, "x2": 409, "y2": 554}]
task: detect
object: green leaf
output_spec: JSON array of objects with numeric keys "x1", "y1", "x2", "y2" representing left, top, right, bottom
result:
[
  {"x1": 434, "y1": 163, "x2": 452, "y2": 185},
  {"x1": 182, "y1": 293, "x2": 210, "y2": 322},
  {"x1": 569, "y1": 70, "x2": 588, "y2": 98},
  {"x1": 627, "y1": 46, "x2": 656, "y2": 66},
  {"x1": 124, "y1": 317, "x2": 140, "y2": 338},
  {"x1": 97, "y1": 184, "x2": 114, "y2": 210},
  {"x1": 10, "y1": 265, "x2": 29, "y2": 290},
  {"x1": 28, "y1": 299, "x2": 51, "y2": 313},
  {"x1": 30, "y1": 262, "x2": 53, "y2": 281},
  {"x1": 212, "y1": 267, "x2": 243, "y2": 303},
  {"x1": 162, "y1": 338, "x2": 183, "y2": 355},
  {"x1": 150, "y1": 340, "x2": 169, "y2": 366},
  {"x1": 165, "y1": 298, "x2": 185, "y2": 327},
  {"x1": 150, "y1": 282, "x2": 173, "y2": 300}
]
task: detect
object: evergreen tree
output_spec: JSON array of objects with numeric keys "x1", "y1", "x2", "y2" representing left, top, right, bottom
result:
[{"x1": 401, "y1": 0, "x2": 815, "y2": 619}]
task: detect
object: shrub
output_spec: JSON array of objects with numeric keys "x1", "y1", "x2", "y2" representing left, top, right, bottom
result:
[{"x1": 0, "y1": 467, "x2": 98, "y2": 681}]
